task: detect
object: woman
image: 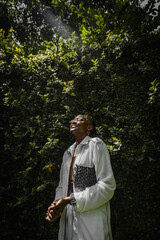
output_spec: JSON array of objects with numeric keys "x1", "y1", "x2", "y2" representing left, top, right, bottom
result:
[{"x1": 46, "y1": 114, "x2": 116, "y2": 240}]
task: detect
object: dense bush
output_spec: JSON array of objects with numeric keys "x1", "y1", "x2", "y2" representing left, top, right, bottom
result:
[{"x1": 0, "y1": 0, "x2": 160, "y2": 239}]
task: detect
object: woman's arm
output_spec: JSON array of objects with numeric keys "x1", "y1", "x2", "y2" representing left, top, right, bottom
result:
[{"x1": 73, "y1": 140, "x2": 116, "y2": 213}]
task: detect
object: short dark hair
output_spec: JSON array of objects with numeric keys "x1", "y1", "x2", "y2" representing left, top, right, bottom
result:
[{"x1": 85, "y1": 115, "x2": 96, "y2": 136}]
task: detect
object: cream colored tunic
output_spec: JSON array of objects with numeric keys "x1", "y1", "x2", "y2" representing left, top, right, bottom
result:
[{"x1": 55, "y1": 136, "x2": 116, "y2": 240}]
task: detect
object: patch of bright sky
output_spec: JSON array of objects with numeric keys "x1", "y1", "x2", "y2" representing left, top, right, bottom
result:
[
  {"x1": 140, "y1": 0, "x2": 160, "y2": 30},
  {"x1": 140, "y1": 0, "x2": 160, "y2": 11}
]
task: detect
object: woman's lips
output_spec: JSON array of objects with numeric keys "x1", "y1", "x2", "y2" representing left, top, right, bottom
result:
[{"x1": 70, "y1": 125, "x2": 79, "y2": 131}]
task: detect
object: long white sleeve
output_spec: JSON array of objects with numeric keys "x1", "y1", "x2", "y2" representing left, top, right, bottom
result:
[{"x1": 54, "y1": 160, "x2": 64, "y2": 201}]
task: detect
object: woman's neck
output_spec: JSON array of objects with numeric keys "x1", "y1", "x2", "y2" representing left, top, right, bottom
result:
[{"x1": 75, "y1": 134, "x2": 87, "y2": 144}]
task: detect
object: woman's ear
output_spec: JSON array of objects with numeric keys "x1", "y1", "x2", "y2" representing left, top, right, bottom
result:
[{"x1": 87, "y1": 124, "x2": 93, "y2": 131}]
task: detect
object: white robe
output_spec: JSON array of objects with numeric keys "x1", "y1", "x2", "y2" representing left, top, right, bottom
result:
[{"x1": 54, "y1": 136, "x2": 116, "y2": 240}]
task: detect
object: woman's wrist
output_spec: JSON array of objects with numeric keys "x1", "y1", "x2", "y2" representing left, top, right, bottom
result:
[
  {"x1": 64, "y1": 196, "x2": 71, "y2": 205},
  {"x1": 70, "y1": 193, "x2": 76, "y2": 206}
]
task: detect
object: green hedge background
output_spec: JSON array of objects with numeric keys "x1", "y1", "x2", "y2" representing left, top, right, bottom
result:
[{"x1": 0, "y1": 0, "x2": 160, "y2": 239}]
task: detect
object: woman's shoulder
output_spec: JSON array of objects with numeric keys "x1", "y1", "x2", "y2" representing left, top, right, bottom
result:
[{"x1": 90, "y1": 136, "x2": 105, "y2": 144}]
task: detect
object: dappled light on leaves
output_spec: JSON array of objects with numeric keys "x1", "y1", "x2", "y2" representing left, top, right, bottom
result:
[{"x1": 0, "y1": 0, "x2": 160, "y2": 239}]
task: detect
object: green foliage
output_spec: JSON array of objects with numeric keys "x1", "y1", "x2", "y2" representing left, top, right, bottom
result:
[
  {"x1": 0, "y1": 29, "x2": 77, "y2": 240},
  {"x1": 0, "y1": 0, "x2": 160, "y2": 240}
]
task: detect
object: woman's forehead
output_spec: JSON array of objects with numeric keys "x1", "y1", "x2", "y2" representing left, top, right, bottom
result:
[
  {"x1": 72, "y1": 115, "x2": 92, "y2": 125},
  {"x1": 70, "y1": 115, "x2": 87, "y2": 122},
  {"x1": 75, "y1": 115, "x2": 86, "y2": 121}
]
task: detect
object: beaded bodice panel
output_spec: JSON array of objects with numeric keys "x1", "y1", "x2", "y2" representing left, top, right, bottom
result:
[{"x1": 73, "y1": 164, "x2": 97, "y2": 191}]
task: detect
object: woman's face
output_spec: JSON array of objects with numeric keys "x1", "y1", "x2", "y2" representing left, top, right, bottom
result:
[{"x1": 70, "y1": 115, "x2": 93, "y2": 136}]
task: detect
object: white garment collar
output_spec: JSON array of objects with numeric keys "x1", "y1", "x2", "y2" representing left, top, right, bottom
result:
[{"x1": 67, "y1": 136, "x2": 91, "y2": 154}]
